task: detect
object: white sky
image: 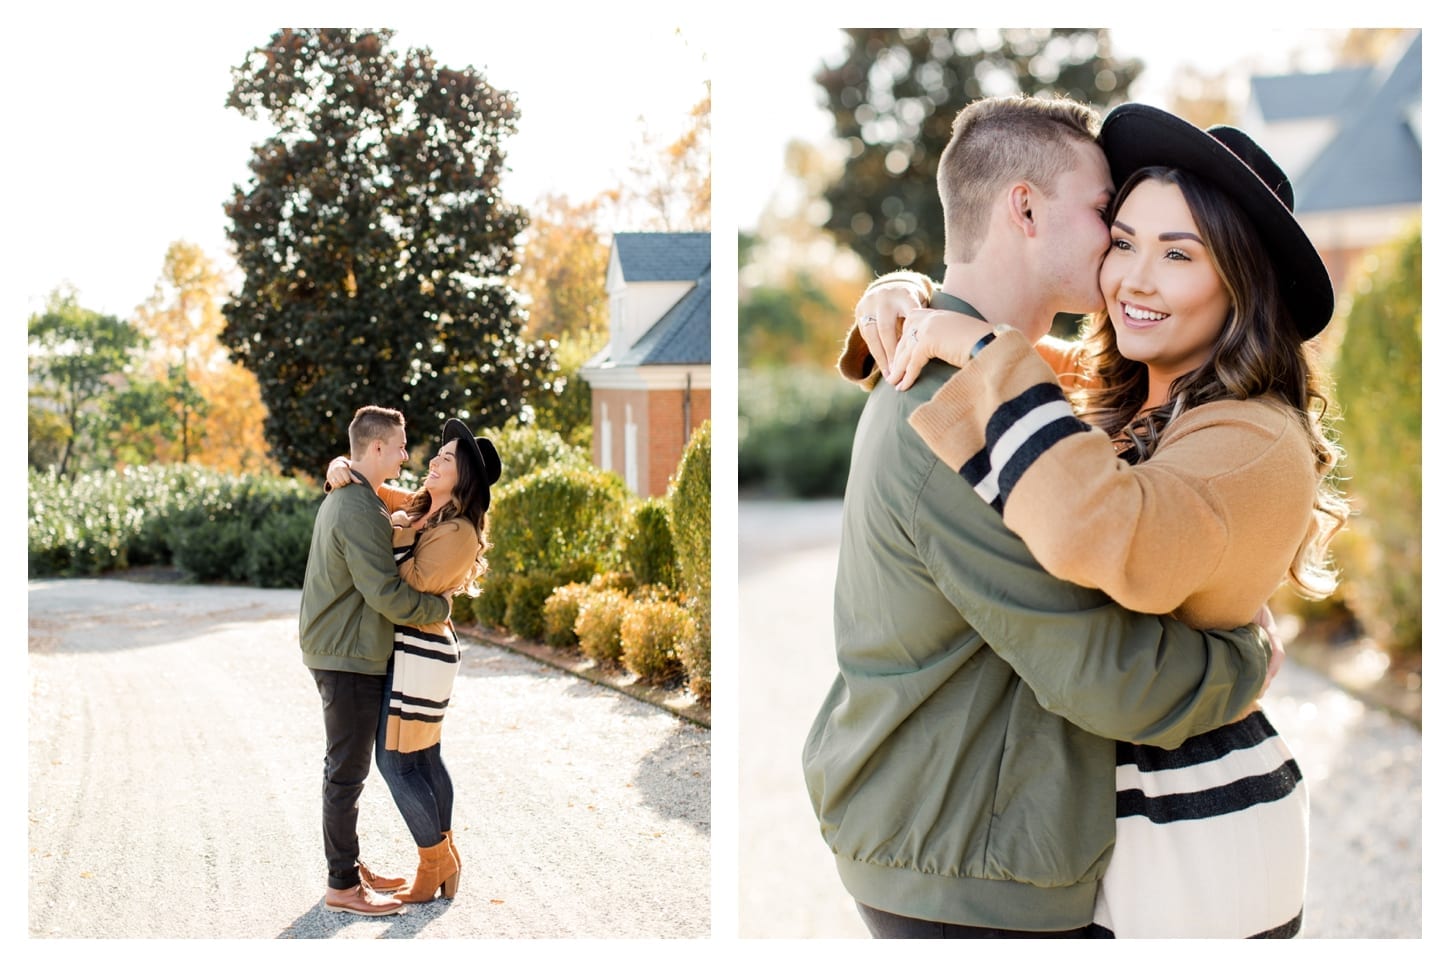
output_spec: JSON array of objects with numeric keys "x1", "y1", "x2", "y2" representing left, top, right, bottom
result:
[
  {"x1": 720, "y1": 25, "x2": 1361, "y2": 232},
  {"x1": 5, "y1": 8, "x2": 710, "y2": 326}
]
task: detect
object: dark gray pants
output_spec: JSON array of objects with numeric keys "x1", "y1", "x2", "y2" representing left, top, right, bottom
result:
[
  {"x1": 856, "y1": 903, "x2": 1108, "y2": 938},
  {"x1": 311, "y1": 668, "x2": 385, "y2": 890}
]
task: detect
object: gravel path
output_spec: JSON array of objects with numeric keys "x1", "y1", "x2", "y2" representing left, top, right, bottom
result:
[
  {"x1": 28, "y1": 578, "x2": 710, "y2": 939},
  {"x1": 737, "y1": 499, "x2": 1422, "y2": 939}
]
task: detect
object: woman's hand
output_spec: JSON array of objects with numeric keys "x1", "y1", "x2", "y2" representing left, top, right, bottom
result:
[
  {"x1": 325, "y1": 456, "x2": 353, "y2": 490},
  {"x1": 856, "y1": 276, "x2": 931, "y2": 378},
  {"x1": 390, "y1": 509, "x2": 414, "y2": 528},
  {"x1": 887, "y1": 308, "x2": 994, "y2": 391},
  {"x1": 1253, "y1": 603, "x2": 1285, "y2": 699}
]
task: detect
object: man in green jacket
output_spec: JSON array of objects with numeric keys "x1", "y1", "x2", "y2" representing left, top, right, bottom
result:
[
  {"x1": 300, "y1": 405, "x2": 452, "y2": 916},
  {"x1": 802, "y1": 95, "x2": 1274, "y2": 937}
]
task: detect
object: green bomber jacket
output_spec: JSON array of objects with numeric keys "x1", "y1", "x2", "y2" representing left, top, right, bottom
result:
[
  {"x1": 299, "y1": 471, "x2": 451, "y2": 675},
  {"x1": 801, "y1": 361, "x2": 1270, "y2": 931}
]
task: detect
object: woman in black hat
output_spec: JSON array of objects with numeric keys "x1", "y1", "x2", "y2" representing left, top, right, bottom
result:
[
  {"x1": 845, "y1": 104, "x2": 1349, "y2": 937},
  {"x1": 326, "y1": 417, "x2": 503, "y2": 905}
]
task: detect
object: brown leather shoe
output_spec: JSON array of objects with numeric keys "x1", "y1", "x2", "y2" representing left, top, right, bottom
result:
[
  {"x1": 358, "y1": 860, "x2": 406, "y2": 893},
  {"x1": 323, "y1": 883, "x2": 405, "y2": 916}
]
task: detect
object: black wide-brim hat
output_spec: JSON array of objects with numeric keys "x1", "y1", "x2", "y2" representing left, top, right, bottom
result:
[
  {"x1": 1098, "y1": 103, "x2": 1335, "y2": 340},
  {"x1": 442, "y1": 417, "x2": 502, "y2": 511}
]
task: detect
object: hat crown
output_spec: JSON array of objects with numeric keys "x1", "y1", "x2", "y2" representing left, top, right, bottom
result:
[
  {"x1": 442, "y1": 417, "x2": 503, "y2": 486},
  {"x1": 476, "y1": 437, "x2": 502, "y2": 485},
  {"x1": 1206, "y1": 125, "x2": 1295, "y2": 213}
]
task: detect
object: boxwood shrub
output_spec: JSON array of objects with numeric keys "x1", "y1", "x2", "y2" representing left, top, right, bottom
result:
[
  {"x1": 488, "y1": 464, "x2": 630, "y2": 578},
  {"x1": 668, "y1": 421, "x2": 711, "y2": 701},
  {"x1": 504, "y1": 570, "x2": 557, "y2": 640},
  {"x1": 542, "y1": 582, "x2": 591, "y2": 648},
  {"x1": 620, "y1": 597, "x2": 692, "y2": 686},
  {"x1": 472, "y1": 571, "x2": 513, "y2": 629},
  {"x1": 576, "y1": 587, "x2": 630, "y2": 665},
  {"x1": 621, "y1": 497, "x2": 678, "y2": 589}
]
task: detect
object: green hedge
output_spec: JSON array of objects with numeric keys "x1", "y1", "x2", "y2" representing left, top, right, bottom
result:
[
  {"x1": 482, "y1": 419, "x2": 593, "y2": 483},
  {"x1": 738, "y1": 368, "x2": 866, "y2": 498},
  {"x1": 1331, "y1": 222, "x2": 1421, "y2": 652},
  {"x1": 28, "y1": 465, "x2": 319, "y2": 584}
]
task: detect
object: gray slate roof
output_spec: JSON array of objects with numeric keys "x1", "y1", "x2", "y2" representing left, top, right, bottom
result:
[
  {"x1": 1250, "y1": 67, "x2": 1372, "y2": 122},
  {"x1": 611, "y1": 265, "x2": 711, "y2": 366},
  {"x1": 1253, "y1": 31, "x2": 1421, "y2": 214},
  {"x1": 614, "y1": 232, "x2": 711, "y2": 282}
]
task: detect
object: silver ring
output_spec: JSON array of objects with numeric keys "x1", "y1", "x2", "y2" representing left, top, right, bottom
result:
[
  {"x1": 910, "y1": 329, "x2": 920, "y2": 343},
  {"x1": 860, "y1": 315, "x2": 878, "y2": 327}
]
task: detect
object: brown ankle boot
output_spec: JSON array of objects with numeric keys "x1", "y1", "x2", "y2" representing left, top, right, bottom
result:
[
  {"x1": 442, "y1": 830, "x2": 461, "y2": 891},
  {"x1": 394, "y1": 838, "x2": 460, "y2": 903}
]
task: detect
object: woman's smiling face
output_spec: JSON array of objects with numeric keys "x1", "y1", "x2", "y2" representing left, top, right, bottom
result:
[
  {"x1": 425, "y1": 439, "x2": 460, "y2": 498},
  {"x1": 1101, "y1": 177, "x2": 1232, "y2": 388}
]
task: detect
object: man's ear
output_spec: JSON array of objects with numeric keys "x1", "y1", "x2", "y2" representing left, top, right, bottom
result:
[{"x1": 1006, "y1": 183, "x2": 1037, "y2": 237}]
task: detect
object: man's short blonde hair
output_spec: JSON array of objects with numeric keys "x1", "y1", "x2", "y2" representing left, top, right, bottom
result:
[
  {"x1": 937, "y1": 95, "x2": 1101, "y2": 262},
  {"x1": 348, "y1": 405, "x2": 405, "y2": 459}
]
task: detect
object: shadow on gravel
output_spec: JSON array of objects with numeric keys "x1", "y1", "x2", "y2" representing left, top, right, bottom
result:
[
  {"x1": 278, "y1": 896, "x2": 455, "y2": 938},
  {"x1": 27, "y1": 586, "x2": 299, "y2": 656},
  {"x1": 631, "y1": 720, "x2": 710, "y2": 832}
]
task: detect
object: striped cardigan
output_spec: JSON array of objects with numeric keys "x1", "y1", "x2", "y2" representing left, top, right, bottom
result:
[{"x1": 379, "y1": 485, "x2": 484, "y2": 753}]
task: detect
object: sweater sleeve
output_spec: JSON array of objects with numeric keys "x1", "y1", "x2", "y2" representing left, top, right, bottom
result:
[
  {"x1": 908, "y1": 330, "x2": 1313, "y2": 621},
  {"x1": 913, "y1": 456, "x2": 1270, "y2": 748},
  {"x1": 339, "y1": 498, "x2": 451, "y2": 627},
  {"x1": 397, "y1": 520, "x2": 481, "y2": 594},
  {"x1": 377, "y1": 484, "x2": 413, "y2": 514}
]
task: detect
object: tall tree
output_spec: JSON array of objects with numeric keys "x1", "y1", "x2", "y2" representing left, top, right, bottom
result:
[
  {"x1": 134, "y1": 241, "x2": 273, "y2": 470},
  {"x1": 816, "y1": 28, "x2": 1142, "y2": 278},
  {"x1": 27, "y1": 287, "x2": 145, "y2": 476},
  {"x1": 513, "y1": 194, "x2": 610, "y2": 447},
  {"x1": 670, "y1": 86, "x2": 712, "y2": 229},
  {"x1": 608, "y1": 85, "x2": 712, "y2": 232},
  {"x1": 515, "y1": 194, "x2": 609, "y2": 341},
  {"x1": 222, "y1": 28, "x2": 551, "y2": 475},
  {"x1": 99, "y1": 367, "x2": 196, "y2": 468}
]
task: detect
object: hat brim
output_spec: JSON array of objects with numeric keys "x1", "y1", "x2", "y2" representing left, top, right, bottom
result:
[{"x1": 1099, "y1": 104, "x2": 1334, "y2": 339}]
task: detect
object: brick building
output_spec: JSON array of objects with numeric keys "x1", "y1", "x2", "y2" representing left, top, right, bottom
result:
[{"x1": 579, "y1": 232, "x2": 710, "y2": 497}]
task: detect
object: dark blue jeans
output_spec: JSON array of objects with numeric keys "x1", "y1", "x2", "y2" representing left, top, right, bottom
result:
[
  {"x1": 311, "y1": 668, "x2": 385, "y2": 890},
  {"x1": 375, "y1": 655, "x2": 453, "y2": 849}
]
